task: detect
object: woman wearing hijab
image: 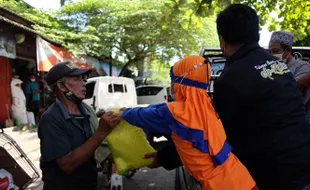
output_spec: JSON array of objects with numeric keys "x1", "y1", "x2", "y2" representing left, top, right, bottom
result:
[{"x1": 114, "y1": 56, "x2": 257, "y2": 190}]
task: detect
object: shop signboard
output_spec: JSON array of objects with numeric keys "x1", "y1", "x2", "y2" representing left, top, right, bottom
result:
[{"x1": 0, "y1": 33, "x2": 16, "y2": 59}]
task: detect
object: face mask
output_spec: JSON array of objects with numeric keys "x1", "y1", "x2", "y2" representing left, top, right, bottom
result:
[
  {"x1": 62, "y1": 83, "x2": 82, "y2": 104},
  {"x1": 273, "y1": 53, "x2": 287, "y2": 62},
  {"x1": 30, "y1": 79, "x2": 36, "y2": 82}
]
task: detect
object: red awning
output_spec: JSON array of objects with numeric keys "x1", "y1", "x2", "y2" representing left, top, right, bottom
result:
[{"x1": 36, "y1": 36, "x2": 93, "y2": 71}]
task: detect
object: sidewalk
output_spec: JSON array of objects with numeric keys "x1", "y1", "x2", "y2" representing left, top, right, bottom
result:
[{"x1": 2, "y1": 128, "x2": 110, "y2": 190}]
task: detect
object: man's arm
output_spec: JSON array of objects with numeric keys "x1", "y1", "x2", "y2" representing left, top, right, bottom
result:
[
  {"x1": 295, "y1": 63, "x2": 310, "y2": 96},
  {"x1": 39, "y1": 112, "x2": 118, "y2": 174},
  {"x1": 56, "y1": 132, "x2": 106, "y2": 174}
]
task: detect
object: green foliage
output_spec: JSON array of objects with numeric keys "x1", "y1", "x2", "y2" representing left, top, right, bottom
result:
[
  {"x1": 56, "y1": 0, "x2": 219, "y2": 75},
  {"x1": 191, "y1": 0, "x2": 310, "y2": 42},
  {"x1": 149, "y1": 61, "x2": 171, "y2": 85},
  {"x1": 1, "y1": 0, "x2": 218, "y2": 78},
  {"x1": 1, "y1": 0, "x2": 309, "y2": 82}
]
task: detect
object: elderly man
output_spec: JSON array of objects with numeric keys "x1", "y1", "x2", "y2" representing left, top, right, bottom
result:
[
  {"x1": 39, "y1": 62, "x2": 120, "y2": 190},
  {"x1": 269, "y1": 31, "x2": 310, "y2": 123}
]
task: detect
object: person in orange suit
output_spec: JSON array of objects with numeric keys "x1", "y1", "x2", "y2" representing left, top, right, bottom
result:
[{"x1": 114, "y1": 55, "x2": 258, "y2": 190}]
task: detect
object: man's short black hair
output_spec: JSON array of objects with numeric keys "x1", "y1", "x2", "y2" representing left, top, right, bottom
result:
[{"x1": 216, "y1": 4, "x2": 259, "y2": 45}]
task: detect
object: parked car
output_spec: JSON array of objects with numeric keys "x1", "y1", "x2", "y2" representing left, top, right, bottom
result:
[
  {"x1": 135, "y1": 85, "x2": 171, "y2": 146},
  {"x1": 136, "y1": 85, "x2": 170, "y2": 105}
]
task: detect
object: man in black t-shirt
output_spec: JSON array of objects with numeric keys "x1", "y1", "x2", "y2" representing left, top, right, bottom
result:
[{"x1": 213, "y1": 4, "x2": 310, "y2": 190}]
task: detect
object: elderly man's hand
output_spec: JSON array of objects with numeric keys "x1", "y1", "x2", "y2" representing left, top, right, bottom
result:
[
  {"x1": 112, "y1": 109, "x2": 125, "y2": 121},
  {"x1": 96, "y1": 109, "x2": 106, "y2": 118},
  {"x1": 96, "y1": 111, "x2": 120, "y2": 138}
]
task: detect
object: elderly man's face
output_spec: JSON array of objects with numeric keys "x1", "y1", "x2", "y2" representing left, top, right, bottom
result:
[{"x1": 62, "y1": 76, "x2": 87, "y2": 100}]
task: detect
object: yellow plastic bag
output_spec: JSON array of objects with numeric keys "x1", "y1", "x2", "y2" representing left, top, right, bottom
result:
[{"x1": 106, "y1": 114, "x2": 155, "y2": 175}]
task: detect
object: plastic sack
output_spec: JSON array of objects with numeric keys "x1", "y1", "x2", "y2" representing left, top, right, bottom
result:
[
  {"x1": 26, "y1": 112, "x2": 35, "y2": 126},
  {"x1": 11, "y1": 106, "x2": 28, "y2": 124},
  {"x1": 0, "y1": 169, "x2": 19, "y2": 190},
  {"x1": 106, "y1": 113, "x2": 155, "y2": 175},
  {"x1": 0, "y1": 177, "x2": 9, "y2": 190}
]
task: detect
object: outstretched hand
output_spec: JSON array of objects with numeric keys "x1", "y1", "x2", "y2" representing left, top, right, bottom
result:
[{"x1": 143, "y1": 152, "x2": 160, "y2": 169}]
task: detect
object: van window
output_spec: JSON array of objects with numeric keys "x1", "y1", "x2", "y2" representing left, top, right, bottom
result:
[
  {"x1": 85, "y1": 81, "x2": 96, "y2": 99},
  {"x1": 137, "y1": 87, "x2": 163, "y2": 96},
  {"x1": 108, "y1": 84, "x2": 128, "y2": 93}
]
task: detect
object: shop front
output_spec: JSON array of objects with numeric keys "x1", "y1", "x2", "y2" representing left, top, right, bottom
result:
[
  {"x1": 0, "y1": 10, "x2": 39, "y2": 127},
  {"x1": 0, "y1": 7, "x2": 94, "y2": 127},
  {"x1": 0, "y1": 6, "x2": 108, "y2": 128}
]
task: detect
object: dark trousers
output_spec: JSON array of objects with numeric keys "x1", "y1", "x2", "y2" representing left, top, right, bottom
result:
[{"x1": 30, "y1": 100, "x2": 40, "y2": 119}]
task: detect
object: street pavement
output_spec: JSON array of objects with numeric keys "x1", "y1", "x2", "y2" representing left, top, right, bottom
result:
[{"x1": 2, "y1": 128, "x2": 175, "y2": 190}]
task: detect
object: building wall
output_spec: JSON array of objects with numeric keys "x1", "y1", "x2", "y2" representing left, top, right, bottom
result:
[{"x1": 0, "y1": 56, "x2": 11, "y2": 126}]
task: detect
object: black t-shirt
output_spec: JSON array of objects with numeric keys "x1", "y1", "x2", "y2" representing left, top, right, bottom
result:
[
  {"x1": 38, "y1": 100, "x2": 97, "y2": 190},
  {"x1": 213, "y1": 43, "x2": 310, "y2": 190}
]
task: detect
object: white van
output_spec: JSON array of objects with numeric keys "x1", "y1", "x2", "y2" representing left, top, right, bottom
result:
[{"x1": 83, "y1": 76, "x2": 137, "y2": 111}]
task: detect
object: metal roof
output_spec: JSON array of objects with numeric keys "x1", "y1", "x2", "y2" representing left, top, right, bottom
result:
[{"x1": 0, "y1": 6, "x2": 61, "y2": 46}]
